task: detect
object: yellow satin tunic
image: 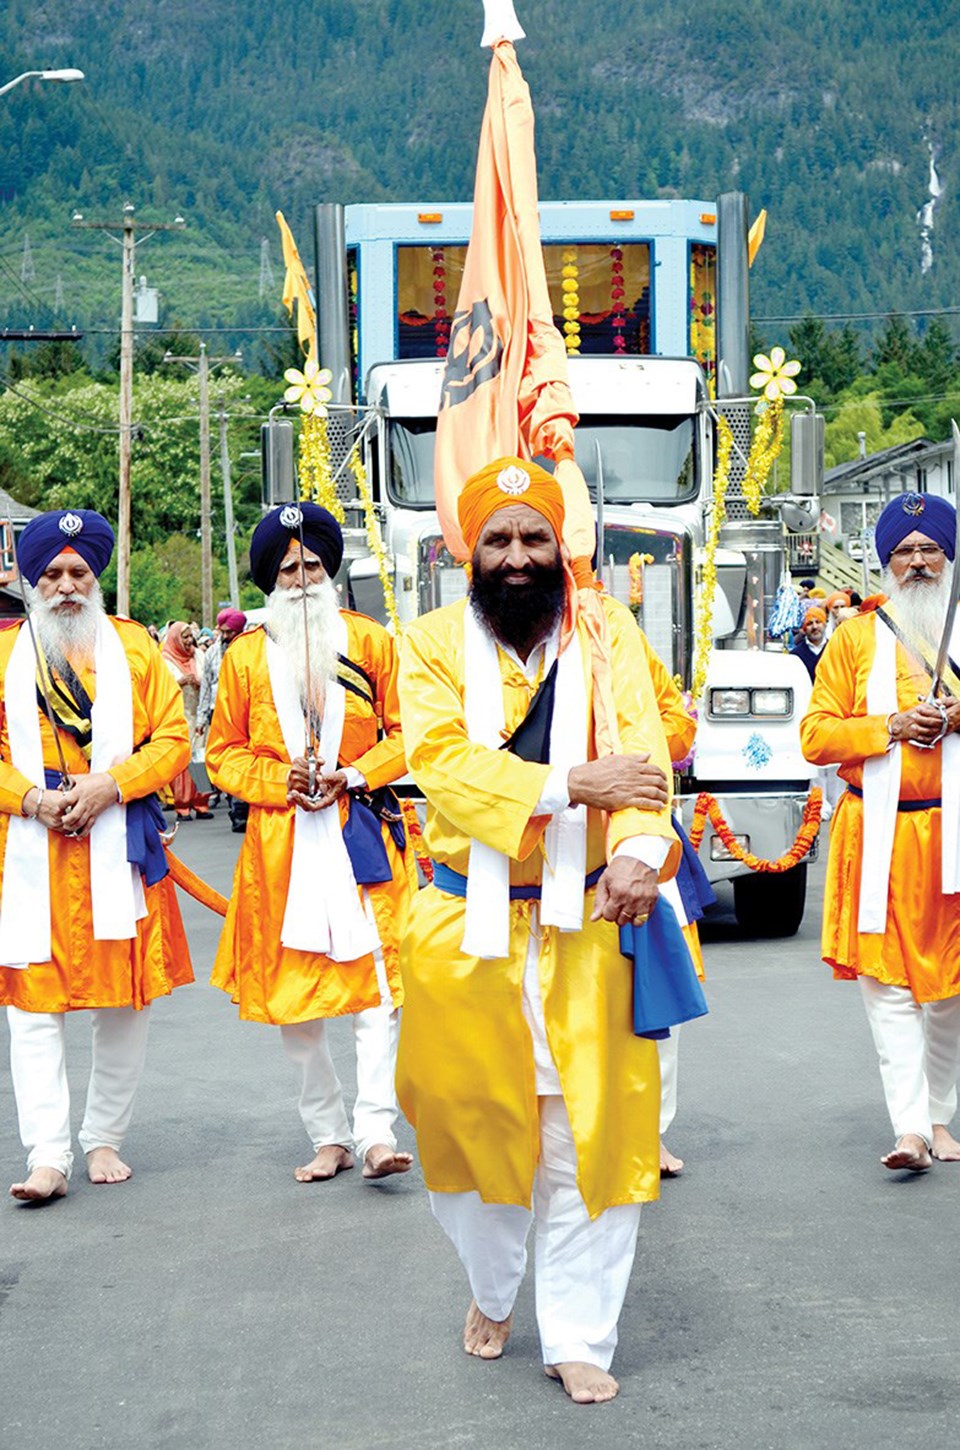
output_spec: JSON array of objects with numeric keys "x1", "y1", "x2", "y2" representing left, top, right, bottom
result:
[
  {"x1": 396, "y1": 596, "x2": 679, "y2": 1219},
  {"x1": 801, "y1": 612, "x2": 960, "y2": 1002},
  {"x1": 206, "y1": 615, "x2": 416, "y2": 1024},
  {"x1": 0, "y1": 618, "x2": 194, "y2": 1012}
]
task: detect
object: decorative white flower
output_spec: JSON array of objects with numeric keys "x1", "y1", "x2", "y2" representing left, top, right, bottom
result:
[
  {"x1": 283, "y1": 360, "x2": 333, "y2": 416},
  {"x1": 749, "y1": 346, "x2": 801, "y2": 402}
]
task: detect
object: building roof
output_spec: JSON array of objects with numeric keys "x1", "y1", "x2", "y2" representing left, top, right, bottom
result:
[
  {"x1": 823, "y1": 437, "x2": 935, "y2": 493},
  {"x1": 0, "y1": 486, "x2": 39, "y2": 524}
]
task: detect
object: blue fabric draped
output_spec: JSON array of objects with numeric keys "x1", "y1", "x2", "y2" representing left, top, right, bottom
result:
[
  {"x1": 342, "y1": 795, "x2": 393, "y2": 885},
  {"x1": 43, "y1": 770, "x2": 169, "y2": 887},
  {"x1": 674, "y1": 820, "x2": 717, "y2": 925},
  {"x1": 620, "y1": 895, "x2": 709, "y2": 1041}
]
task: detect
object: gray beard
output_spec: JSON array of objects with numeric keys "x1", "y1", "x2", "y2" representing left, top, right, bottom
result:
[
  {"x1": 27, "y1": 580, "x2": 103, "y2": 667},
  {"x1": 883, "y1": 566, "x2": 952, "y2": 652},
  {"x1": 266, "y1": 577, "x2": 340, "y2": 711}
]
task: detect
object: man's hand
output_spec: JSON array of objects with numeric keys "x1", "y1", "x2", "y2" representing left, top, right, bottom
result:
[
  {"x1": 568, "y1": 753, "x2": 668, "y2": 812},
  {"x1": 22, "y1": 786, "x2": 69, "y2": 832},
  {"x1": 889, "y1": 701, "x2": 960, "y2": 745},
  {"x1": 286, "y1": 756, "x2": 349, "y2": 812},
  {"x1": 59, "y1": 773, "x2": 121, "y2": 838},
  {"x1": 590, "y1": 856, "x2": 660, "y2": 927}
]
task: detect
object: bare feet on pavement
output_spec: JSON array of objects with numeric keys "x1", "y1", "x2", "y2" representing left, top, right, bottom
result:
[
  {"x1": 463, "y1": 1299, "x2": 512, "y2": 1358},
  {"x1": 545, "y1": 1362, "x2": 620, "y2": 1404},
  {"x1": 932, "y1": 1124, "x2": 960, "y2": 1161},
  {"x1": 86, "y1": 1147, "x2": 133, "y2": 1184},
  {"x1": 660, "y1": 1140, "x2": 684, "y2": 1177},
  {"x1": 362, "y1": 1144, "x2": 414, "y2": 1179},
  {"x1": 294, "y1": 1144, "x2": 354, "y2": 1182},
  {"x1": 881, "y1": 1134, "x2": 932, "y2": 1172},
  {"x1": 9, "y1": 1167, "x2": 68, "y2": 1202}
]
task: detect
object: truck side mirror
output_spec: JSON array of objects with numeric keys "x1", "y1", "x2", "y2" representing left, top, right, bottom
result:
[
  {"x1": 261, "y1": 419, "x2": 297, "y2": 506},
  {"x1": 791, "y1": 413, "x2": 824, "y2": 497}
]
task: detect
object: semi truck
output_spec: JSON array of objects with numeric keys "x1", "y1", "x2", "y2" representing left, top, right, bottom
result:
[{"x1": 267, "y1": 192, "x2": 825, "y2": 936}]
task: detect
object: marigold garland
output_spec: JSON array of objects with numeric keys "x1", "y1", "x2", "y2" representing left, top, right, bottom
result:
[
  {"x1": 401, "y1": 798, "x2": 433, "y2": 882},
  {"x1": 298, "y1": 412, "x2": 345, "y2": 523},
  {"x1": 349, "y1": 444, "x2": 400, "y2": 632},
  {"x1": 690, "y1": 415, "x2": 733, "y2": 702},
  {"x1": 741, "y1": 393, "x2": 784, "y2": 517},
  {"x1": 689, "y1": 786, "x2": 822, "y2": 873}
]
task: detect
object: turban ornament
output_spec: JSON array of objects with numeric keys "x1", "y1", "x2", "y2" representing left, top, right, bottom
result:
[
  {"x1": 248, "y1": 502, "x2": 344, "y2": 595},
  {"x1": 16, "y1": 509, "x2": 115, "y2": 588},
  {"x1": 457, "y1": 457, "x2": 565, "y2": 559},
  {"x1": 874, "y1": 492, "x2": 956, "y2": 568}
]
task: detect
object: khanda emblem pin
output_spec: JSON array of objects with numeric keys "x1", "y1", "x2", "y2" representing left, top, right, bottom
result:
[
  {"x1": 902, "y1": 493, "x2": 925, "y2": 516},
  {"x1": 279, "y1": 504, "x2": 303, "y2": 530},
  {"x1": 440, "y1": 298, "x2": 504, "y2": 411},
  {"x1": 497, "y1": 465, "x2": 530, "y2": 495},
  {"x1": 59, "y1": 512, "x2": 84, "y2": 537}
]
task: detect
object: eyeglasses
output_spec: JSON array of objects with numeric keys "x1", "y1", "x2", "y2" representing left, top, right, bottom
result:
[{"x1": 889, "y1": 543, "x2": 944, "y2": 562}]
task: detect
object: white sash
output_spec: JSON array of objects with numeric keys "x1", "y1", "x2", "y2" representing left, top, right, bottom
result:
[
  {"x1": 265, "y1": 620, "x2": 379, "y2": 963},
  {"x1": 859, "y1": 611, "x2": 960, "y2": 933},
  {"x1": 461, "y1": 607, "x2": 588, "y2": 960},
  {"x1": 0, "y1": 616, "x2": 145, "y2": 968}
]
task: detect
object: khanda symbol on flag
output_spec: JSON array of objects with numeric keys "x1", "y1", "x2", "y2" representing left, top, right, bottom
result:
[{"x1": 434, "y1": 0, "x2": 622, "y2": 758}]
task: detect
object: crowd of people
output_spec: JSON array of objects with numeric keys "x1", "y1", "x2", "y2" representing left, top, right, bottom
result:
[{"x1": 1, "y1": 472, "x2": 958, "y2": 1407}]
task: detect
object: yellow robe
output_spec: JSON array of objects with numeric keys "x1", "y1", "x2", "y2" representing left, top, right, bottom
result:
[
  {"x1": 206, "y1": 615, "x2": 416, "y2": 1024},
  {"x1": 800, "y1": 612, "x2": 960, "y2": 1002},
  {"x1": 396, "y1": 595, "x2": 680, "y2": 1220},
  {"x1": 0, "y1": 618, "x2": 194, "y2": 1012}
]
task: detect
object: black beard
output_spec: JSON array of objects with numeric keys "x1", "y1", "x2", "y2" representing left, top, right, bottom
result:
[{"x1": 470, "y1": 555, "x2": 565, "y2": 656}]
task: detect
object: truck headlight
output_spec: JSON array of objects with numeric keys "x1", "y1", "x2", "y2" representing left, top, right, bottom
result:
[
  {"x1": 709, "y1": 688, "x2": 750, "y2": 716},
  {"x1": 751, "y1": 688, "x2": 793, "y2": 717}
]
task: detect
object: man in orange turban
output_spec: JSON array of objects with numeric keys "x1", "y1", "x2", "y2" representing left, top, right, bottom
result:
[{"x1": 397, "y1": 456, "x2": 683, "y2": 1404}]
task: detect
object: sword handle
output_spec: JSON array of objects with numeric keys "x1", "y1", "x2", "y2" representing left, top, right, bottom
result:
[{"x1": 306, "y1": 747, "x2": 318, "y2": 799}]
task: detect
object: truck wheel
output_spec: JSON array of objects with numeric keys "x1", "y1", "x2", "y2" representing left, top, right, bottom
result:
[{"x1": 733, "y1": 863, "x2": 807, "y2": 937}]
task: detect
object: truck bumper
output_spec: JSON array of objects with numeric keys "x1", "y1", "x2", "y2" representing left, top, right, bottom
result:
[{"x1": 676, "y1": 788, "x2": 819, "y2": 885}]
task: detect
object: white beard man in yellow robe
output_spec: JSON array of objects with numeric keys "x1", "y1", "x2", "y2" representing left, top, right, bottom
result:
[{"x1": 396, "y1": 457, "x2": 681, "y2": 1404}]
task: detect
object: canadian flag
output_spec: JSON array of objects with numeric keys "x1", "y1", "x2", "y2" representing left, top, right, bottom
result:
[{"x1": 819, "y1": 509, "x2": 838, "y2": 536}]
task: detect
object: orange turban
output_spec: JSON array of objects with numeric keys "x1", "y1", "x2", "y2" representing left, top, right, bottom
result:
[
  {"x1": 825, "y1": 591, "x2": 850, "y2": 610},
  {"x1": 457, "y1": 457, "x2": 565, "y2": 559},
  {"x1": 804, "y1": 607, "x2": 827, "y2": 624}
]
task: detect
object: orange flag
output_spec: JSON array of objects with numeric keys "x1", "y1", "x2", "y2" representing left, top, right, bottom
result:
[
  {"x1": 275, "y1": 210, "x2": 317, "y2": 363},
  {"x1": 433, "y1": 40, "x2": 594, "y2": 567}
]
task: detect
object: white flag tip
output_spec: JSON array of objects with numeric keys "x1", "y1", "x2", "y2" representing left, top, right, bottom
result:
[{"x1": 481, "y1": 0, "x2": 525, "y2": 47}]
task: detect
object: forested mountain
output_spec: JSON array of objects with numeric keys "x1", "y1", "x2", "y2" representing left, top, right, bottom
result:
[{"x1": 0, "y1": 0, "x2": 956, "y2": 356}]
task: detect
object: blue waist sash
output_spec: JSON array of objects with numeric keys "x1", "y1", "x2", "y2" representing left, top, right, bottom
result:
[
  {"x1": 845, "y1": 784, "x2": 941, "y2": 812},
  {"x1": 44, "y1": 769, "x2": 169, "y2": 887},
  {"x1": 432, "y1": 861, "x2": 605, "y2": 900}
]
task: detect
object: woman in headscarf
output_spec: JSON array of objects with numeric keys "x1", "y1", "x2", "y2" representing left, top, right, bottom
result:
[{"x1": 161, "y1": 623, "x2": 212, "y2": 821}]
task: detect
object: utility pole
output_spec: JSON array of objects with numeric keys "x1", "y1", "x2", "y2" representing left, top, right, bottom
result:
[
  {"x1": 164, "y1": 345, "x2": 242, "y2": 628},
  {"x1": 73, "y1": 205, "x2": 185, "y2": 615},
  {"x1": 218, "y1": 397, "x2": 240, "y2": 608}
]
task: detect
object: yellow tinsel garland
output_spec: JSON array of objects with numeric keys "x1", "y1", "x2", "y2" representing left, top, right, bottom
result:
[
  {"x1": 741, "y1": 393, "x2": 784, "y2": 517},
  {"x1": 349, "y1": 445, "x2": 400, "y2": 633},
  {"x1": 298, "y1": 412, "x2": 344, "y2": 523},
  {"x1": 690, "y1": 416, "x2": 733, "y2": 702}
]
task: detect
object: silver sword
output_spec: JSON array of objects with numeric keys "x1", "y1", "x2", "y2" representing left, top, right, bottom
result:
[
  {"x1": 294, "y1": 505, "x2": 318, "y2": 797},
  {"x1": 911, "y1": 418, "x2": 960, "y2": 750},
  {"x1": 7, "y1": 517, "x2": 74, "y2": 791}
]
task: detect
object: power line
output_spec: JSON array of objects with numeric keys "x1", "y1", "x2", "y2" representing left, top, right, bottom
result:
[{"x1": 756, "y1": 306, "x2": 960, "y2": 324}]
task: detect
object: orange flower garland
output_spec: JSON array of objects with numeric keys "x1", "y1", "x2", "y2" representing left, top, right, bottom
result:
[
  {"x1": 689, "y1": 786, "x2": 822, "y2": 873},
  {"x1": 400, "y1": 798, "x2": 433, "y2": 882}
]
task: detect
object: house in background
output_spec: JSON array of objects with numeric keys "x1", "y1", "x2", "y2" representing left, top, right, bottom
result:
[
  {"x1": 0, "y1": 487, "x2": 40, "y2": 617},
  {"x1": 821, "y1": 437, "x2": 955, "y2": 563}
]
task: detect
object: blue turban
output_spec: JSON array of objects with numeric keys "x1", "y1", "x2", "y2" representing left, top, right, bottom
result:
[
  {"x1": 874, "y1": 492, "x2": 956, "y2": 568},
  {"x1": 249, "y1": 502, "x2": 344, "y2": 594},
  {"x1": 16, "y1": 509, "x2": 115, "y2": 587}
]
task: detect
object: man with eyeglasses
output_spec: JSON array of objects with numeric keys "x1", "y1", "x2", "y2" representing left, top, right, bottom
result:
[
  {"x1": 802, "y1": 492, "x2": 960, "y2": 1173},
  {"x1": 205, "y1": 504, "x2": 417, "y2": 1184}
]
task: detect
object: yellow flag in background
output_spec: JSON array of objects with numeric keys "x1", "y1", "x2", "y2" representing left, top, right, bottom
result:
[{"x1": 275, "y1": 210, "x2": 317, "y2": 362}]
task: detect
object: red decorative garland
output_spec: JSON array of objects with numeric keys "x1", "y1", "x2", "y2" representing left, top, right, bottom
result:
[{"x1": 689, "y1": 787, "x2": 822, "y2": 873}]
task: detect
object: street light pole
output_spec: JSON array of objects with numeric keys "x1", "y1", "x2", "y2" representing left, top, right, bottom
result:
[
  {"x1": 0, "y1": 68, "x2": 84, "y2": 99},
  {"x1": 218, "y1": 397, "x2": 240, "y2": 608}
]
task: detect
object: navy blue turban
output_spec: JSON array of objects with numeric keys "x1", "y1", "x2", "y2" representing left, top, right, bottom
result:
[
  {"x1": 16, "y1": 509, "x2": 115, "y2": 587},
  {"x1": 874, "y1": 492, "x2": 956, "y2": 568},
  {"x1": 249, "y1": 502, "x2": 344, "y2": 595}
]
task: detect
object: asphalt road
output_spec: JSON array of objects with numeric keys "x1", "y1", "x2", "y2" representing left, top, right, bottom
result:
[{"x1": 2, "y1": 815, "x2": 958, "y2": 1450}]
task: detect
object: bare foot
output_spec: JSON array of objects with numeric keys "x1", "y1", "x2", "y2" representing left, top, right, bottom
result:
[
  {"x1": 660, "y1": 1140, "x2": 684, "y2": 1177},
  {"x1": 86, "y1": 1147, "x2": 133, "y2": 1184},
  {"x1": 9, "y1": 1167, "x2": 68, "y2": 1202},
  {"x1": 932, "y1": 1124, "x2": 960, "y2": 1161},
  {"x1": 363, "y1": 1144, "x2": 414, "y2": 1180},
  {"x1": 294, "y1": 1145, "x2": 354, "y2": 1183},
  {"x1": 545, "y1": 1362, "x2": 620, "y2": 1404},
  {"x1": 881, "y1": 1134, "x2": 932, "y2": 1172},
  {"x1": 463, "y1": 1299, "x2": 512, "y2": 1359}
]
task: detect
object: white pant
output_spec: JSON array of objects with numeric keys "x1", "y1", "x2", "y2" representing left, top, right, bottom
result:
[
  {"x1": 658, "y1": 1029, "x2": 680, "y2": 1137},
  {"x1": 279, "y1": 943, "x2": 400, "y2": 1160},
  {"x1": 430, "y1": 1095, "x2": 642, "y2": 1370},
  {"x1": 859, "y1": 977, "x2": 960, "y2": 1144},
  {"x1": 7, "y1": 1005, "x2": 152, "y2": 1180}
]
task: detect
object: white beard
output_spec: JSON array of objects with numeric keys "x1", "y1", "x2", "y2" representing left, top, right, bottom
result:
[
  {"x1": 883, "y1": 565, "x2": 952, "y2": 652},
  {"x1": 266, "y1": 577, "x2": 340, "y2": 711},
  {"x1": 27, "y1": 580, "x2": 103, "y2": 667}
]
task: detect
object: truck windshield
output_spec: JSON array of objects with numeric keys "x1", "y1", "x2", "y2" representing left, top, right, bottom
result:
[{"x1": 386, "y1": 414, "x2": 697, "y2": 508}]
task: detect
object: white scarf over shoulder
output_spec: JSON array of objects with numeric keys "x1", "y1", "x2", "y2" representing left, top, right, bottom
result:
[
  {"x1": 0, "y1": 616, "x2": 146, "y2": 968},
  {"x1": 461, "y1": 605, "x2": 588, "y2": 960},
  {"x1": 859, "y1": 612, "x2": 960, "y2": 933},
  {"x1": 265, "y1": 616, "x2": 379, "y2": 963}
]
